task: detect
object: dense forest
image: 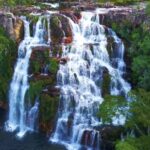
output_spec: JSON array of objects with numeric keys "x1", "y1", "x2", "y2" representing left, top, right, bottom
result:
[{"x1": 0, "y1": 0, "x2": 150, "y2": 150}]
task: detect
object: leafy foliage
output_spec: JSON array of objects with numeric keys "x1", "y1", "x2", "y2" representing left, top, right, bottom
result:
[
  {"x1": 126, "y1": 89, "x2": 150, "y2": 133},
  {"x1": 97, "y1": 95, "x2": 127, "y2": 123},
  {"x1": 116, "y1": 136, "x2": 150, "y2": 150},
  {"x1": 111, "y1": 17, "x2": 150, "y2": 90},
  {"x1": 0, "y1": 27, "x2": 17, "y2": 101},
  {"x1": 116, "y1": 140, "x2": 137, "y2": 150},
  {"x1": 146, "y1": 2, "x2": 150, "y2": 16},
  {"x1": 39, "y1": 94, "x2": 59, "y2": 122},
  {"x1": 0, "y1": 0, "x2": 36, "y2": 7},
  {"x1": 98, "y1": 5, "x2": 150, "y2": 149}
]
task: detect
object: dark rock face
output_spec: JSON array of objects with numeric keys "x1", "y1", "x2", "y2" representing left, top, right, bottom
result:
[
  {"x1": 0, "y1": 102, "x2": 7, "y2": 128},
  {"x1": 99, "y1": 8, "x2": 147, "y2": 30},
  {"x1": 0, "y1": 12, "x2": 24, "y2": 43},
  {"x1": 96, "y1": 125, "x2": 124, "y2": 150}
]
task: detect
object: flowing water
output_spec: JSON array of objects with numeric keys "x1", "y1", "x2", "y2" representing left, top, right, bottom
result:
[
  {"x1": 5, "y1": 16, "x2": 50, "y2": 138},
  {"x1": 4, "y1": 10, "x2": 131, "y2": 150},
  {"x1": 50, "y1": 11, "x2": 131, "y2": 150}
]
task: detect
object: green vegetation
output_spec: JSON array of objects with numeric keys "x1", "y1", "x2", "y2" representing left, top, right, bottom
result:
[
  {"x1": 99, "y1": 4, "x2": 150, "y2": 148},
  {"x1": 0, "y1": 0, "x2": 36, "y2": 7},
  {"x1": 111, "y1": 17, "x2": 150, "y2": 90},
  {"x1": 97, "y1": 0, "x2": 146, "y2": 5},
  {"x1": 99, "y1": 90, "x2": 150, "y2": 150},
  {"x1": 98, "y1": 95, "x2": 127, "y2": 123},
  {"x1": 0, "y1": 27, "x2": 17, "y2": 101},
  {"x1": 40, "y1": 94, "x2": 59, "y2": 122},
  {"x1": 27, "y1": 78, "x2": 53, "y2": 102},
  {"x1": 146, "y1": 2, "x2": 150, "y2": 16},
  {"x1": 27, "y1": 50, "x2": 59, "y2": 129},
  {"x1": 116, "y1": 135, "x2": 150, "y2": 150}
]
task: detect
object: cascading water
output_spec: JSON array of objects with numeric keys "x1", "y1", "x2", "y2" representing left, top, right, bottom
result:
[
  {"x1": 50, "y1": 11, "x2": 131, "y2": 150},
  {"x1": 4, "y1": 8, "x2": 131, "y2": 149},
  {"x1": 5, "y1": 15, "x2": 51, "y2": 138}
]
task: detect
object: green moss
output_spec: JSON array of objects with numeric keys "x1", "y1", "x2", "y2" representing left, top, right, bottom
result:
[
  {"x1": 39, "y1": 94, "x2": 59, "y2": 122},
  {"x1": 0, "y1": 27, "x2": 17, "y2": 101},
  {"x1": 116, "y1": 135, "x2": 150, "y2": 150},
  {"x1": 50, "y1": 15, "x2": 64, "y2": 43},
  {"x1": 48, "y1": 58, "x2": 59, "y2": 74},
  {"x1": 29, "y1": 50, "x2": 59, "y2": 75},
  {"x1": 51, "y1": 16, "x2": 60, "y2": 27},
  {"x1": 27, "y1": 78, "x2": 53, "y2": 103}
]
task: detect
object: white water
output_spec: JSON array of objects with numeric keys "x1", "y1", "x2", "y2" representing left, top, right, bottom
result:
[
  {"x1": 5, "y1": 9, "x2": 131, "y2": 149},
  {"x1": 50, "y1": 11, "x2": 131, "y2": 150},
  {"x1": 5, "y1": 16, "x2": 51, "y2": 138}
]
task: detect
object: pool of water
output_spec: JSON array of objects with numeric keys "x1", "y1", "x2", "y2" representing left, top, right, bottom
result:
[{"x1": 0, "y1": 129, "x2": 67, "y2": 150}]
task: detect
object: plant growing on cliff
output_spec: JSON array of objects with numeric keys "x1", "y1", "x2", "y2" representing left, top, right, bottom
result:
[
  {"x1": 0, "y1": 0, "x2": 36, "y2": 7},
  {"x1": 146, "y1": 2, "x2": 150, "y2": 16},
  {"x1": 0, "y1": 27, "x2": 17, "y2": 101},
  {"x1": 97, "y1": 95, "x2": 127, "y2": 123},
  {"x1": 98, "y1": 89, "x2": 150, "y2": 150},
  {"x1": 39, "y1": 94, "x2": 59, "y2": 122}
]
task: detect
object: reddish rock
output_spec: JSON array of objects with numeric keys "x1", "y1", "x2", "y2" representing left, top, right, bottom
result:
[{"x1": 63, "y1": 36, "x2": 72, "y2": 44}]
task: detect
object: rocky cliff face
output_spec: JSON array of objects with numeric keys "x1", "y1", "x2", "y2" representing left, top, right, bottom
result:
[{"x1": 0, "y1": 12, "x2": 24, "y2": 43}]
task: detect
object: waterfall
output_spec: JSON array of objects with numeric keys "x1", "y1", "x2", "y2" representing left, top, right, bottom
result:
[
  {"x1": 4, "y1": 9, "x2": 131, "y2": 149},
  {"x1": 50, "y1": 11, "x2": 131, "y2": 150},
  {"x1": 5, "y1": 16, "x2": 51, "y2": 138}
]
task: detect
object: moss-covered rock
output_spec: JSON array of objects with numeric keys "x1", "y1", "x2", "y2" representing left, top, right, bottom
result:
[
  {"x1": 27, "y1": 45, "x2": 60, "y2": 133},
  {"x1": 0, "y1": 27, "x2": 17, "y2": 104},
  {"x1": 39, "y1": 93, "x2": 59, "y2": 134},
  {"x1": 102, "y1": 68, "x2": 111, "y2": 96},
  {"x1": 50, "y1": 14, "x2": 72, "y2": 44}
]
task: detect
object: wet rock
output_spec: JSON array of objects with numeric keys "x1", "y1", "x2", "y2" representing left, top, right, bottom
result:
[
  {"x1": 96, "y1": 125, "x2": 124, "y2": 150},
  {"x1": 0, "y1": 101, "x2": 7, "y2": 110},
  {"x1": 32, "y1": 45, "x2": 50, "y2": 51},
  {"x1": 43, "y1": 85, "x2": 60, "y2": 97},
  {"x1": 0, "y1": 101, "x2": 7, "y2": 128},
  {"x1": 81, "y1": 130, "x2": 99, "y2": 148},
  {"x1": 50, "y1": 14, "x2": 72, "y2": 44},
  {"x1": 102, "y1": 68, "x2": 110, "y2": 96},
  {"x1": 59, "y1": 57, "x2": 69, "y2": 64}
]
